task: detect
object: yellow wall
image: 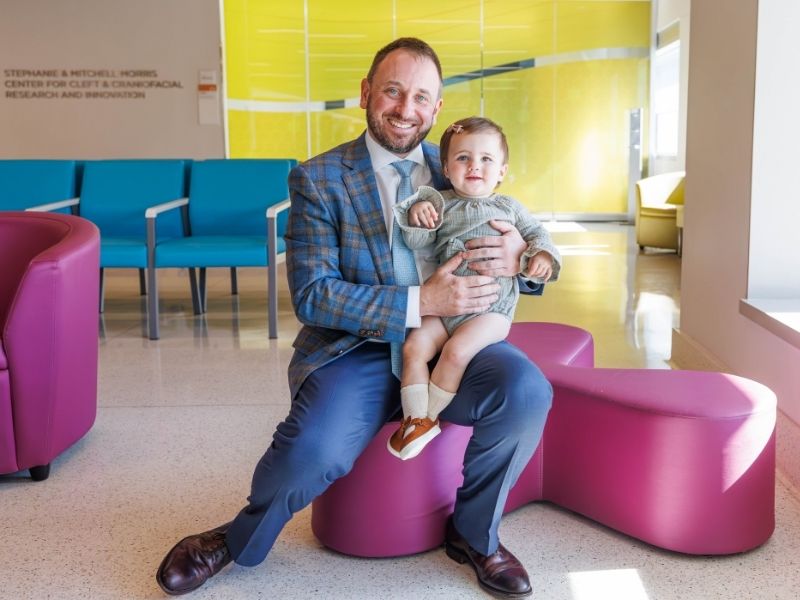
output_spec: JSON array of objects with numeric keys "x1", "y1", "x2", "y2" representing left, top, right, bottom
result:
[{"x1": 223, "y1": 0, "x2": 650, "y2": 215}]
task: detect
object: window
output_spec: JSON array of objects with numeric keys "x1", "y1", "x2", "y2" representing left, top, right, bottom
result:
[{"x1": 651, "y1": 40, "x2": 680, "y2": 158}]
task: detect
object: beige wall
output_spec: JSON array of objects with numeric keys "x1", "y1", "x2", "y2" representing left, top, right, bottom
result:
[
  {"x1": 678, "y1": 0, "x2": 800, "y2": 485},
  {"x1": 0, "y1": 0, "x2": 224, "y2": 159}
]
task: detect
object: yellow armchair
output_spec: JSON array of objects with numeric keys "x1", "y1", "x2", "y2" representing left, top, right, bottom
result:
[{"x1": 634, "y1": 171, "x2": 685, "y2": 253}]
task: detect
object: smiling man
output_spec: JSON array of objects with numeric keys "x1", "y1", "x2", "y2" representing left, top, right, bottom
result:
[{"x1": 156, "y1": 38, "x2": 553, "y2": 599}]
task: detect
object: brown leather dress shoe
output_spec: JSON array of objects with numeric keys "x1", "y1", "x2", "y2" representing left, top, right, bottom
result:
[
  {"x1": 444, "y1": 517, "x2": 532, "y2": 598},
  {"x1": 156, "y1": 522, "x2": 232, "y2": 596}
]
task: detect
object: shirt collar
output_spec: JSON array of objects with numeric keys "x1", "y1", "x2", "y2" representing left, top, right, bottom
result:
[{"x1": 364, "y1": 129, "x2": 426, "y2": 172}]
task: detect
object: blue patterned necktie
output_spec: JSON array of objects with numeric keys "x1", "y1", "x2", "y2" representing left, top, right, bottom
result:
[{"x1": 390, "y1": 160, "x2": 419, "y2": 378}]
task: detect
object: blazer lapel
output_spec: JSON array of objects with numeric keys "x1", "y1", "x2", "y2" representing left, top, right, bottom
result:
[{"x1": 342, "y1": 134, "x2": 395, "y2": 284}]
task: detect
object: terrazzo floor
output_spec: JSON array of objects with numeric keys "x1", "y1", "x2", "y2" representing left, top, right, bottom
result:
[{"x1": 2, "y1": 223, "x2": 799, "y2": 599}]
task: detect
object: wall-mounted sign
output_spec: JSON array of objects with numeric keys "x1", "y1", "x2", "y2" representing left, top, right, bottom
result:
[
  {"x1": 197, "y1": 69, "x2": 220, "y2": 125},
  {"x1": 2, "y1": 68, "x2": 184, "y2": 101}
]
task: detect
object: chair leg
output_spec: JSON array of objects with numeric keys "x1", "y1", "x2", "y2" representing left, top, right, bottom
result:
[
  {"x1": 147, "y1": 266, "x2": 159, "y2": 340},
  {"x1": 199, "y1": 268, "x2": 207, "y2": 313},
  {"x1": 230, "y1": 267, "x2": 238, "y2": 295},
  {"x1": 29, "y1": 464, "x2": 51, "y2": 481},
  {"x1": 189, "y1": 268, "x2": 202, "y2": 315},
  {"x1": 139, "y1": 268, "x2": 147, "y2": 295},
  {"x1": 268, "y1": 265, "x2": 278, "y2": 339},
  {"x1": 99, "y1": 268, "x2": 105, "y2": 313}
]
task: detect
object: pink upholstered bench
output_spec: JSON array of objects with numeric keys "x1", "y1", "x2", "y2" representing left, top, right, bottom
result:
[{"x1": 311, "y1": 322, "x2": 776, "y2": 557}]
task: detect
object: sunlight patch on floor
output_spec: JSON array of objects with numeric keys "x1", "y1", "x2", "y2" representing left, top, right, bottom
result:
[
  {"x1": 556, "y1": 243, "x2": 612, "y2": 256},
  {"x1": 543, "y1": 221, "x2": 589, "y2": 233},
  {"x1": 568, "y1": 568, "x2": 650, "y2": 600}
]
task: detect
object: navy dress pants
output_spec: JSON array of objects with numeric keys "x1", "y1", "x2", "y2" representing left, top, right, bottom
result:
[{"x1": 225, "y1": 340, "x2": 552, "y2": 566}]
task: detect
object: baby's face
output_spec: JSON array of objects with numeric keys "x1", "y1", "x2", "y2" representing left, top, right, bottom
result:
[{"x1": 443, "y1": 132, "x2": 508, "y2": 198}]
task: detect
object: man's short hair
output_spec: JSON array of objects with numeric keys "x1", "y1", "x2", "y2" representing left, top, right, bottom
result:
[{"x1": 366, "y1": 37, "x2": 443, "y2": 88}]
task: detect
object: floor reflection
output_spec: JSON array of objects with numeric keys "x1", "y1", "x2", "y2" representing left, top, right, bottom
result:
[{"x1": 98, "y1": 223, "x2": 681, "y2": 369}]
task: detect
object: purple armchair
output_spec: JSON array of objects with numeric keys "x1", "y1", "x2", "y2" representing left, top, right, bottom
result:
[{"x1": 0, "y1": 212, "x2": 100, "y2": 480}]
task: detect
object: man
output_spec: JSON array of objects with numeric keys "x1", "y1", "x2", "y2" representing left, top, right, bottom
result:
[{"x1": 156, "y1": 37, "x2": 553, "y2": 599}]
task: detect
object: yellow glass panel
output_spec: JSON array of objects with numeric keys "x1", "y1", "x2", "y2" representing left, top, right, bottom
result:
[
  {"x1": 556, "y1": 1, "x2": 650, "y2": 53},
  {"x1": 553, "y1": 58, "x2": 647, "y2": 213},
  {"x1": 223, "y1": 0, "x2": 651, "y2": 216},
  {"x1": 396, "y1": 0, "x2": 482, "y2": 79},
  {"x1": 224, "y1": 0, "x2": 306, "y2": 101},
  {"x1": 309, "y1": 107, "x2": 365, "y2": 157},
  {"x1": 227, "y1": 110, "x2": 307, "y2": 159},
  {"x1": 307, "y1": 0, "x2": 393, "y2": 103},
  {"x1": 484, "y1": 0, "x2": 555, "y2": 63},
  {"x1": 484, "y1": 68, "x2": 556, "y2": 214}
]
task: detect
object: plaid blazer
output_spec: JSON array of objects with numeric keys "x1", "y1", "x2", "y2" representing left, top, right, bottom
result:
[{"x1": 285, "y1": 132, "x2": 448, "y2": 398}]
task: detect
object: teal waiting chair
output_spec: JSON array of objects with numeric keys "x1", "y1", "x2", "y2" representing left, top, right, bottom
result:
[
  {"x1": 82, "y1": 160, "x2": 188, "y2": 332},
  {"x1": 147, "y1": 158, "x2": 293, "y2": 340},
  {"x1": 1, "y1": 160, "x2": 78, "y2": 213},
  {"x1": 30, "y1": 159, "x2": 189, "y2": 334}
]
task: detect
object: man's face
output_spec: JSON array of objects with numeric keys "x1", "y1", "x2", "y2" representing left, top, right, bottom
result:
[{"x1": 360, "y1": 49, "x2": 443, "y2": 156}]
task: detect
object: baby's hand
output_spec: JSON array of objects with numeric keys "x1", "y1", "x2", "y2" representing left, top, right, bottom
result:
[
  {"x1": 409, "y1": 201, "x2": 439, "y2": 229},
  {"x1": 526, "y1": 252, "x2": 554, "y2": 282}
]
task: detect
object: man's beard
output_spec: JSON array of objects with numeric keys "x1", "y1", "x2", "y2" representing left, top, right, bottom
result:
[{"x1": 366, "y1": 105, "x2": 432, "y2": 155}]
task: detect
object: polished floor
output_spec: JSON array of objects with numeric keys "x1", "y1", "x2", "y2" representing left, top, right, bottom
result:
[{"x1": 3, "y1": 223, "x2": 800, "y2": 600}]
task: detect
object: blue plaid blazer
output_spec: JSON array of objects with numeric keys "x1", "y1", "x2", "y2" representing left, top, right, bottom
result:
[{"x1": 285, "y1": 133, "x2": 449, "y2": 398}]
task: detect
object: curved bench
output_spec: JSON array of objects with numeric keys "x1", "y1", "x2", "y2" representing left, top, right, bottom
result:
[{"x1": 311, "y1": 322, "x2": 776, "y2": 557}]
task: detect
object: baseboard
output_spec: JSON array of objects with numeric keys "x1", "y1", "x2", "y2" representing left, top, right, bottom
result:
[
  {"x1": 669, "y1": 328, "x2": 729, "y2": 371},
  {"x1": 777, "y1": 411, "x2": 800, "y2": 496}
]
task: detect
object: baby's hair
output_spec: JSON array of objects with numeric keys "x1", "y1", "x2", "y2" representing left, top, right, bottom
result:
[{"x1": 439, "y1": 116, "x2": 509, "y2": 169}]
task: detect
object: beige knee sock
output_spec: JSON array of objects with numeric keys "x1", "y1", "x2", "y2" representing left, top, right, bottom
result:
[
  {"x1": 427, "y1": 381, "x2": 456, "y2": 422},
  {"x1": 400, "y1": 384, "x2": 429, "y2": 420}
]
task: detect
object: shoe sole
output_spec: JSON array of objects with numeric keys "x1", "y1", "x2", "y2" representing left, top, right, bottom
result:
[
  {"x1": 398, "y1": 425, "x2": 441, "y2": 460},
  {"x1": 386, "y1": 436, "x2": 404, "y2": 459},
  {"x1": 445, "y1": 542, "x2": 532, "y2": 599},
  {"x1": 386, "y1": 424, "x2": 441, "y2": 460}
]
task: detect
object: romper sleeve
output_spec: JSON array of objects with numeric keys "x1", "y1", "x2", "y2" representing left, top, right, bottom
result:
[
  {"x1": 391, "y1": 185, "x2": 446, "y2": 250},
  {"x1": 505, "y1": 196, "x2": 562, "y2": 284}
]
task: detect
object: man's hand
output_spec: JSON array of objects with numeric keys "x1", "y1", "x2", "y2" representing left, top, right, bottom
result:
[
  {"x1": 420, "y1": 252, "x2": 500, "y2": 317},
  {"x1": 463, "y1": 219, "x2": 527, "y2": 277},
  {"x1": 409, "y1": 201, "x2": 439, "y2": 229}
]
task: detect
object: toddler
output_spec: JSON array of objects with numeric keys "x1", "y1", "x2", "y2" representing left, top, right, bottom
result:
[{"x1": 388, "y1": 116, "x2": 562, "y2": 460}]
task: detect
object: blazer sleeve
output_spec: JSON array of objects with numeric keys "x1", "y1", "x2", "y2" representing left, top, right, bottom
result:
[{"x1": 285, "y1": 163, "x2": 408, "y2": 342}]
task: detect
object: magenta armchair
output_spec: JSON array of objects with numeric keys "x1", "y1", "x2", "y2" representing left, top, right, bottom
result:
[{"x1": 0, "y1": 212, "x2": 100, "y2": 480}]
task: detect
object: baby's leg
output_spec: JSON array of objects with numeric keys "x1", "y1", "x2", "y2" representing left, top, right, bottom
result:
[
  {"x1": 428, "y1": 313, "x2": 512, "y2": 420},
  {"x1": 388, "y1": 317, "x2": 449, "y2": 459},
  {"x1": 401, "y1": 316, "x2": 449, "y2": 387}
]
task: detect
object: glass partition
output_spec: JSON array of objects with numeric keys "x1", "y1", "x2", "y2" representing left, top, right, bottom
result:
[{"x1": 223, "y1": 0, "x2": 650, "y2": 218}]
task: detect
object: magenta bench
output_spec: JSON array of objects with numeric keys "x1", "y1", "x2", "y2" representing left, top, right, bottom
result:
[{"x1": 311, "y1": 322, "x2": 776, "y2": 556}]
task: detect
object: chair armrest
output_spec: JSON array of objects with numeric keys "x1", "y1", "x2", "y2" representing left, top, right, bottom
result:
[
  {"x1": 266, "y1": 198, "x2": 290, "y2": 339},
  {"x1": 25, "y1": 197, "x2": 80, "y2": 213},
  {"x1": 265, "y1": 199, "x2": 291, "y2": 220},
  {"x1": 145, "y1": 197, "x2": 189, "y2": 219},
  {"x1": 146, "y1": 197, "x2": 189, "y2": 264}
]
